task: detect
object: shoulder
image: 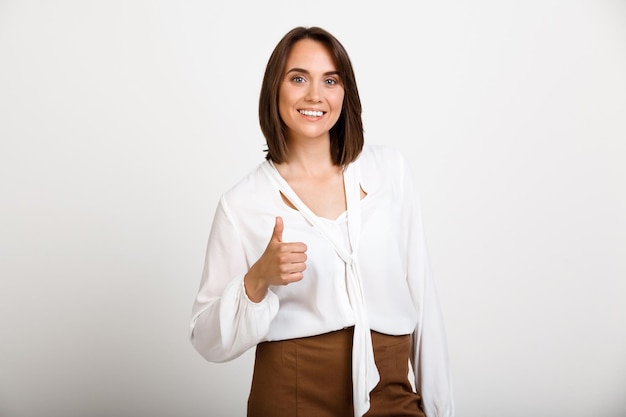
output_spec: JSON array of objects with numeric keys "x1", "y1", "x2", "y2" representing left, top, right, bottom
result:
[
  {"x1": 356, "y1": 143, "x2": 410, "y2": 180},
  {"x1": 220, "y1": 161, "x2": 273, "y2": 207},
  {"x1": 351, "y1": 144, "x2": 412, "y2": 197},
  {"x1": 357, "y1": 143, "x2": 408, "y2": 170}
]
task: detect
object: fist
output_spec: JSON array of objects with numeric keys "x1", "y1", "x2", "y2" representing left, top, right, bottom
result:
[{"x1": 244, "y1": 217, "x2": 307, "y2": 301}]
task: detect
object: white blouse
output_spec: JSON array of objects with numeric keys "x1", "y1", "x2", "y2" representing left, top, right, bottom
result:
[{"x1": 190, "y1": 144, "x2": 454, "y2": 417}]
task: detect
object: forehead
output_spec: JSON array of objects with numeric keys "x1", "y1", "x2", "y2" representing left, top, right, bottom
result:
[{"x1": 284, "y1": 39, "x2": 337, "y2": 71}]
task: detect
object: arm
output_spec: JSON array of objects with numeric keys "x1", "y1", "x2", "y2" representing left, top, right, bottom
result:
[
  {"x1": 410, "y1": 263, "x2": 455, "y2": 417},
  {"x1": 401, "y1": 158, "x2": 455, "y2": 417},
  {"x1": 189, "y1": 196, "x2": 279, "y2": 363}
]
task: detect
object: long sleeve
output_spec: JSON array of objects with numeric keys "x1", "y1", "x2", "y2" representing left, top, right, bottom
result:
[
  {"x1": 190, "y1": 196, "x2": 279, "y2": 363},
  {"x1": 402, "y1": 158, "x2": 455, "y2": 417},
  {"x1": 410, "y1": 261, "x2": 455, "y2": 417}
]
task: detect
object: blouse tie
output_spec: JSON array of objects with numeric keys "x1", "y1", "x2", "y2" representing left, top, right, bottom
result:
[{"x1": 262, "y1": 161, "x2": 380, "y2": 417}]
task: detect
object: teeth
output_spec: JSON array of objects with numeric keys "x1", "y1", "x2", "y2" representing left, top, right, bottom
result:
[{"x1": 299, "y1": 110, "x2": 323, "y2": 117}]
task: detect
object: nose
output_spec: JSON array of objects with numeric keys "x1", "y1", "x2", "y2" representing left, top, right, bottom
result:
[{"x1": 305, "y1": 81, "x2": 322, "y2": 103}]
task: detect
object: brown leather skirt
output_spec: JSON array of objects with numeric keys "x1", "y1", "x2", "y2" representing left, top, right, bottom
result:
[{"x1": 247, "y1": 327, "x2": 424, "y2": 417}]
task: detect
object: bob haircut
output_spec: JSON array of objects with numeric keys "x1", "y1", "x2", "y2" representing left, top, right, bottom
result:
[{"x1": 259, "y1": 26, "x2": 364, "y2": 166}]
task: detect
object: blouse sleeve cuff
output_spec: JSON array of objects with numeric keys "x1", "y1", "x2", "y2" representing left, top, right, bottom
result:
[{"x1": 240, "y1": 275, "x2": 278, "y2": 307}]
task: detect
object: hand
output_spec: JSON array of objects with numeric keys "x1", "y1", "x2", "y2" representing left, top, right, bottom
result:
[{"x1": 244, "y1": 216, "x2": 307, "y2": 302}]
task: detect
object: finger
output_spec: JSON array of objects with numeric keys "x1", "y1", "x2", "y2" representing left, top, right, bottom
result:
[
  {"x1": 280, "y1": 271, "x2": 305, "y2": 285},
  {"x1": 284, "y1": 252, "x2": 307, "y2": 263},
  {"x1": 279, "y1": 261, "x2": 307, "y2": 274},
  {"x1": 276, "y1": 247, "x2": 307, "y2": 265},
  {"x1": 281, "y1": 242, "x2": 307, "y2": 253},
  {"x1": 271, "y1": 216, "x2": 284, "y2": 243}
]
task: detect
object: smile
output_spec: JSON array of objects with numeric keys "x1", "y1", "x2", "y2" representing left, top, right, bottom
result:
[{"x1": 299, "y1": 109, "x2": 324, "y2": 117}]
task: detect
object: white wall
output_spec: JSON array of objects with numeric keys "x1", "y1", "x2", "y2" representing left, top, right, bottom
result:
[{"x1": 1, "y1": 1, "x2": 625, "y2": 416}]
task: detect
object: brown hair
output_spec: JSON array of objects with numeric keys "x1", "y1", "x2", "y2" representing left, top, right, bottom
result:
[{"x1": 259, "y1": 26, "x2": 364, "y2": 166}]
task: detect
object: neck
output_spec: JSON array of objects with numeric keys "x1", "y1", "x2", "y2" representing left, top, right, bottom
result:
[
  {"x1": 279, "y1": 136, "x2": 337, "y2": 176},
  {"x1": 281, "y1": 138, "x2": 338, "y2": 173}
]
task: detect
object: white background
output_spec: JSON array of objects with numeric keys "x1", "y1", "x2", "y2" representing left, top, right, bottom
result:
[{"x1": 1, "y1": 1, "x2": 625, "y2": 416}]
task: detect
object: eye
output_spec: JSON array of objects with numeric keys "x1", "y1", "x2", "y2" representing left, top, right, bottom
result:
[
  {"x1": 291, "y1": 76, "x2": 306, "y2": 83},
  {"x1": 325, "y1": 78, "x2": 338, "y2": 85}
]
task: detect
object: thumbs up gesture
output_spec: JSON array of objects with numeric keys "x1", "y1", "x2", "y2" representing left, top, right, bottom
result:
[{"x1": 244, "y1": 217, "x2": 308, "y2": 302}]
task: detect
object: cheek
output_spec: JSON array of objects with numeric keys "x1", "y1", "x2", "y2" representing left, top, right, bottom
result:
[
  {"x1": 332, "y1": 90, "x2": 345, "y2": 110},
  {"x1": 278, "y1": 86, "x2": 297, "y2": 112},
  {"x1": 329, "y1": 93, "x2": 345, "y2": 121}
]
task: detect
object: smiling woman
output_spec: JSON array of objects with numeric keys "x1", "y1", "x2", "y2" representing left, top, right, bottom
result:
[
  {"x1": 259, "y1": 27, "x2": 364, "y2": 167},
  {"x1": 190, "y1": 26, "x2": 454, "y2": 417},
  {"x1": 278, "y1": 39, "x2": 345, "y2": 147}
]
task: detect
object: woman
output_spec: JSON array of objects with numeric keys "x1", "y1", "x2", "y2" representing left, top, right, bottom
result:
[{"x1": 190, "y1": 26, "x2": 454, "y2": 417}]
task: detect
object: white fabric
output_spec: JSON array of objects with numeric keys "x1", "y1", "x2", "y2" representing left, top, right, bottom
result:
[
  {"x1": 262, "y1": 158, "x2": 378, "y2": 417},
  {"x1": 190, "y1": 144, "x2": 455, "y2": 417}
]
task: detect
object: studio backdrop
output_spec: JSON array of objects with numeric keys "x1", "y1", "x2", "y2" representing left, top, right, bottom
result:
[{"x1": 1, "y1": 1, "x2": 625, "y2": 416}]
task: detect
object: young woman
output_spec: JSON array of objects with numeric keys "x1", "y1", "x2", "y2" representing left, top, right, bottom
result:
[{"x1": 190, "y1": 26, "x2": 454, "y2": 417}]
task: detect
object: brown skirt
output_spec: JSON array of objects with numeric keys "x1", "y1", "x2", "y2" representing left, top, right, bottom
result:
[{"x1": 247, "y1": 327, "x2": 424, "y2": 417}]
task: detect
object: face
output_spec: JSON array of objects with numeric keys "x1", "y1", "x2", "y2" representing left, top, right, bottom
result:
[{"x1": 278, "y1": 39, "x2": 345, "y2": 144}]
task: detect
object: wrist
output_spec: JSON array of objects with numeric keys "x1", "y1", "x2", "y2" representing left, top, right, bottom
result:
[{"x1": 243, "y1": 272, "x2": 269, "y2": 303}]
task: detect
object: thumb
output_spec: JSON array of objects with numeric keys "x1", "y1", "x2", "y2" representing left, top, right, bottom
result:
[{"x1": 271, "y1": 216, "x2": 284, "y2": 243}]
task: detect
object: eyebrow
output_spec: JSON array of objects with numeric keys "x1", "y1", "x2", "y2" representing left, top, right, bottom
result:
[{"x1": 285, "y1": 67, "x2": 340, "y2": 77}]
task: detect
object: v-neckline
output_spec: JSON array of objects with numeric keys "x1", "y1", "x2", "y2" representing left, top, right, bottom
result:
[
  {"x1": 268, "y1": 160, "x2": 349, "y2": 223},
  {"x1": 264, "y1": 159, "x2": 363, "y2": 258}
]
